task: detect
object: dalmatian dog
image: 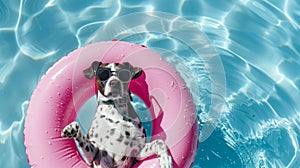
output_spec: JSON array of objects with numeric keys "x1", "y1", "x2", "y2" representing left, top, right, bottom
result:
[{"x1": 61, "y1": 62, "x2": 172, "y2": 168}]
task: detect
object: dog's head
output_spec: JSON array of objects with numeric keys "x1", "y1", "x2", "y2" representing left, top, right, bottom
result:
[{"x1": 83, "y1": 62, "x2": 142, "y2": 99}]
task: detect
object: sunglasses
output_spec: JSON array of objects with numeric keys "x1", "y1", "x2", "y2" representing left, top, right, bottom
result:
[{"x1": 96, "y1": 68, "x2": 133, "y2": 82}]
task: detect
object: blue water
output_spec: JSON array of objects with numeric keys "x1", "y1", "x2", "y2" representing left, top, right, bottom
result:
[{"x1": 1, "y1": 0, "x2": 300, "y2": 167}]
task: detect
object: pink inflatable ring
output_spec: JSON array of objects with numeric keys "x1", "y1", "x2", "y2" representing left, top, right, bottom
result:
[{"x1": 24, "y1": 41, "x2": 198, "y2": 168}]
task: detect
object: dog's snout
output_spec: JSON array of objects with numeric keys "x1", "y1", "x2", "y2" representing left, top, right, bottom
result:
[{"x1": 109, "y1": 80, "x2": 120, "y2": 87}]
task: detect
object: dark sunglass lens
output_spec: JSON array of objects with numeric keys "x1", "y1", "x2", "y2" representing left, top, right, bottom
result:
[
  {"x1": 118, "y1": 70, "x2": 131, "y2": 82},
  {"x1": 98, "y1": 69, "x2": 110, "y2": 81}
]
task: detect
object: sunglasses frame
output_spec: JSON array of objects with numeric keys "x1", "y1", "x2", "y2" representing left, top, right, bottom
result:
[{"x1": 95, "y1": 67, "x2": 133, "y2": 82}]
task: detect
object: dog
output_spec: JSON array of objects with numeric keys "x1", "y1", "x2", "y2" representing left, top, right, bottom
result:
[{"x1": 61, "y1": 62, "x2": 172, "y2": 168}]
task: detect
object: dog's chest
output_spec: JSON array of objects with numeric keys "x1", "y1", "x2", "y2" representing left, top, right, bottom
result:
[{"x1": 88, "y1": 104, "x2": 145, "y2": 163}]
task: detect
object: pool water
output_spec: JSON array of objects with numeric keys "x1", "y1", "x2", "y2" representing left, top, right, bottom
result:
[{"x1": 1, "y1": 0, "x2": 300, "y2": 167}]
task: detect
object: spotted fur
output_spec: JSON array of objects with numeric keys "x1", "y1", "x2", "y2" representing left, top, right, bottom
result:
[{"x1": 62, "y1": 62, "x2": 172, "y2": 168}]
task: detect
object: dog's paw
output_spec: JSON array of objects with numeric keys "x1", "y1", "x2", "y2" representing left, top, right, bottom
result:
[
  {"x1": 61, "y1": 122, "x2": 80, "y2": 138},
  {"x1": 159, "y1": 153, "x2": 173, "y2": 168}
]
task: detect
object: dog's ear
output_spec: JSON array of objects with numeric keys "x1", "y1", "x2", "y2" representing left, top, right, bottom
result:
[
  {"x1": 83, "y1": 61, "x2": 101, "y2": 79},
  {"x1": 132, "y1": 66, "x2": 143, "y2": 79},
  {"x1": 123, "y1": 62, "x2": 143, "y2": 80}
]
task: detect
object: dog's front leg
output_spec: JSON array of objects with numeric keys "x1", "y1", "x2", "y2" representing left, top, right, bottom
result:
[
  {"x1": 137, "y1": 139, "x2": 173, "y2": 168},
  {"x1": 61, "y1": 121, "x2": 99, "y2": 166}
]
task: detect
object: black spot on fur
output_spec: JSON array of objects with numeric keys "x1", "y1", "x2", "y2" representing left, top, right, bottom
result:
[
  {"x1": 115, "y1": 121, "x2": 120, "y2": 124},
  {"x1": 79, "y1": 142, "x2": 84, "y2": 147},
  {"x1": 85, "y1": 146, "x2": 90, "y2": 152},
  {"x1": 71, "y1": 129, "x2": 75, "y2": 135},
  {"x1": 100, "y1": 115, "x2": 105, "y2": 118},
  {"x1": 102, "y1": 150, "x2": 108, "y2": 157},
  {"x1": 107, "y1": 118, "x2": 114, "y2": 123},
  {"x1": 117, "y1": 134, "x2": 124, "y2": 142},
  {"x1": 124, "y1": 141, "x2": 129, "y2": 145},
  {"x1": 121, "y1": 156, "x2": 127, "y2": 161},
  {"x1": 138, "y1": 123, "x2": 142, "y2": 128},
  {"x1": 125, "y1": 131, "x2": 130, "y2": 138},
  {"x1": 95, "y1": 133, "x2": 98, "y2": 138},
  {"x1": 110, "y1": 128, "x2": 115, "y2": 135}
]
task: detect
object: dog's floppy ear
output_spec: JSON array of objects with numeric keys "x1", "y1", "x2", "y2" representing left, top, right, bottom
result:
[
  {"x1": 132, "y1": 66, "x2": 143, "y2": 79},
  {"x1": 123, "y1": 62, "x2": 143, "y2": 80},
  {"x1": 83, "y1": 61, "x2": 101, "y2": 79}
]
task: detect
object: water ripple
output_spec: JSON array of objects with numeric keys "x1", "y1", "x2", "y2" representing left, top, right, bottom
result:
[
  {"x1": 15, "y1": 0, "x2": 121, "y2": 59},
  {"x1": 1, "y1": 0, "x2": 300, "y2": 167},
  {"x1": 0, "y1": 29, "x2": 20, "y2": 83},
  {"x1": 0, "y1": 101, "x2": 28, "y2": 168}
]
